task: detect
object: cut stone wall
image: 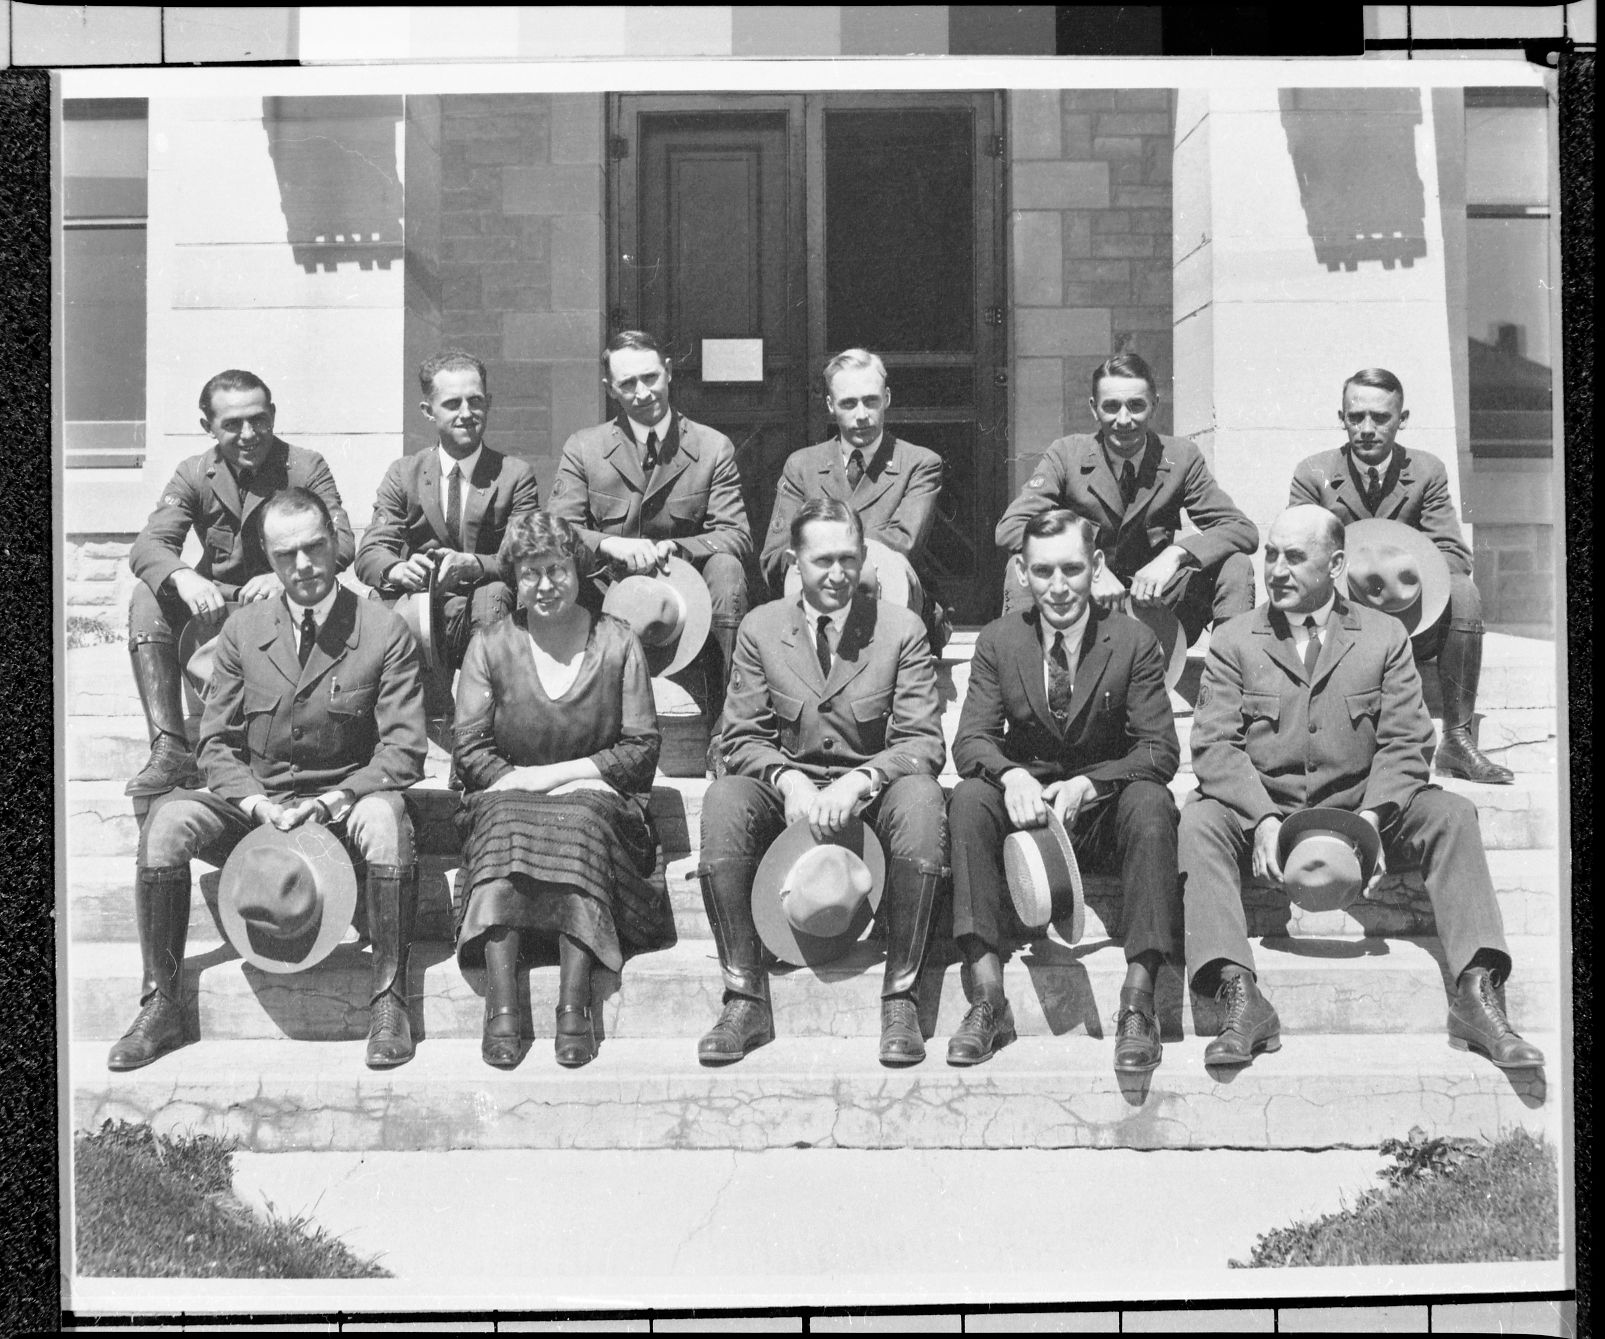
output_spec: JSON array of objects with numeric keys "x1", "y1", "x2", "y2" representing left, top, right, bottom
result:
[
  {"x1": 64, "y1": 536, "x2": 137, "y2": 635},
  {"x1": 1007, "y1": 89, "x2": 1176, "y2": 493}
]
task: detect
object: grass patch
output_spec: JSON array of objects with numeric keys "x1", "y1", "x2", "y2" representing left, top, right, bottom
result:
[
  {"x1": 1233, "y1": 1126, "x2": 1560, "y2": 1268},
  {"x1": 65, "y1": 615, "x2": 123, "y2": 649},
  {"x1": 75, "y1": 1120, "x2": 390, "y2": 1278}
]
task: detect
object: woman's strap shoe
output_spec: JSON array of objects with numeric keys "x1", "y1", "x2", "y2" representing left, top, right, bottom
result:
[
  {"x1": 555, "y1": 1003, "x2": 598, "y2": 1069},
  {"x1": 482, "y1": 1005, "x2": 522, "y2": 1069}
]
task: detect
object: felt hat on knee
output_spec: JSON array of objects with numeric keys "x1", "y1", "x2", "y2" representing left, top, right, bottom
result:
[
  {"x1": 783, "y1": 538, "x2": 918, "y2": 613},
  {"x1": 1276, "y1": 807, "x2": 1382, "y2": 913},
  {"x1": 1129, "y1": 602, "x2": 1189, "y2": 694},
  {"x1": 602, "y1": 555, "x2": 712, "y2": 678},
  {"x1": 217, "y1": 821, "x2": 358, "y2": 973},
  {"x1": 1343, "y1": 519, "x2": 1451, "y2": 640},
  {"x1": 177, "y1": 602, "x2": 240, "y2": 707},
  {"x1": 1002, "y1": 809, "x2": 1086, "y2": 944},
  {"x1": 752, "y1": 816, "x2": 886, "y2": 968}
]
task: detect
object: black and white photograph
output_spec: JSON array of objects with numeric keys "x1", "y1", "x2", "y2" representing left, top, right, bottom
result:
[{"x1": 50, "y1": 30, "x2": 1576, "y2": 1328}]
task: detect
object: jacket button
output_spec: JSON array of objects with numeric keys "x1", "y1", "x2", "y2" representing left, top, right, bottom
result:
[
  {"x1": 823, "y1": 738, "x2": 834, "y2": 750},
  {"x1": 820, "y1": 700, "x2": 833, "y2": 713},
  {"x1": 1309, "y1": 723, "x2": 1318, "y2": 734}
]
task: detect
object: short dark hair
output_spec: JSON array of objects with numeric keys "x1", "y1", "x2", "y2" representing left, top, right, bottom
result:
[
  {"x1": 1089, "y1": 352, "x2": 1157, "y2": 401},
  {"x1": 259, "y1": 487, "x2": 334, "y2": 542},
  {"x1": 1342, "y1": 367, "x2": 1405, "y2": 400},
  {"x1": 1019, "y1": 508, "x2": 1100, "y2": 559},
  {"x1": 789, "y1": 496, "x2": 865, "y2": 553},
  {"x1": 498, "y1": 510, "x2": 587, "y2": 585},
  {"x1": 199, "y1": 369, "x2": 273, "y2": 420},
  {"x1": 602, "y1": 330, "x2": 665, "y2": 377},
  {"x1": 419, "y1": 350, "x2": 489, "y2": 399}
]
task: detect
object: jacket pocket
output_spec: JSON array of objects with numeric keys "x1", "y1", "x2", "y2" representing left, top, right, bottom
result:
[
  {"x1": 588, "y1": 491, "x2": 632, "y2": 528},
  {"x1": 328, "y1": 680, "x2": 379, "y2": 718},
  {"x1": 849, "y1": 690, "x2": 894, "y2": 723},
  {"x1": 667, "y1": 490, "x2": 710, "y2": 532},
  {"x1": 205, "y1": 523, "x2": 236, "y2": 560},
  {"x1": 769, "y1": 688, "x2": 804, "y2": 752},
  {"x1": 1345, "y1": 690, "x2": 1382, "y2": 723},
  {"x1": 1241, "y1": 691, "x2": 1281, "y2": 722},
  {"x1": 243, "y1": 684, "x2": 279, "y2": 755}
]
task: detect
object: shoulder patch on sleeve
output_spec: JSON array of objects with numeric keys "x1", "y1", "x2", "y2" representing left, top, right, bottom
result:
[
  {"x1": 1027, "y1": 475, "x2": 1047, "y2": 489},
  {"x1": 162, "y1": 494, "x2": 185, "y2": 508}
]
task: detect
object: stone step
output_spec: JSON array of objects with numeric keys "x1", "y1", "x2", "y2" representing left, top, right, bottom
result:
[
  {"x1": 62, "y1": 766, "x2": 1562, "y2": 863},
  {"x1": 65, "y1": 847, "x2": 1565, "y2": 945},
  {"x1": 69, "y1": 934, "x2": 1559, "y2": 1044},
  {"x1": 73, "y1": 1031, "x2": 1558, "y2": 1154}
]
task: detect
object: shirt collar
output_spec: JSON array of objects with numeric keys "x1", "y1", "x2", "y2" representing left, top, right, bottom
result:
[
  {"x1": 1296, "y1": 591, "x2": 1338, "y2": 630},
  {"x1": 438, "y1": 443, "x2": 482, "y2": 480},
  {"x1": 1038, "y1": 606, "x2": 1092, "y2": 659},
  {"x1": 841, "y1": 432, "x2": 885, "y2": 469},
  {"x1": 284, "y1": 583, "x2": 341, "y2": 627},
  {"x1": 799, "y1": 594, "x2": 852, "y2": 636},
  {"x1": 626, "y1": 412, "x2": 672, "y2": 447},
  {"x1": 1349, "y1": 445, "x2": 1395, "y2": 477}
]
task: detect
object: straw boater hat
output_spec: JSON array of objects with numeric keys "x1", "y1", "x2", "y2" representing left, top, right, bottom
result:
[
  {"x1": 395, "y1": 555, "x2": 445, "y2": 673},
  {"x1": 602, "y1": 554, "x2": 712, "y2": 678},
  {"x1": 216, "y1": 821, "x2": 358, "y2": 973},
  {"x1": 1343, "y1": 518, "x2": 1451, "y2": 640},
  {"x1": 1002, "y1": 809, "x2": 1086, "y2": 944},
  {"x1": 1275, "y1": 807, "x2": 1382, "y2": 913},
  {"x1": 782, "y1": 538, "x2": 918, "y2": 612},
  {"x1": 752, "y1": 816, "x2": 886, "y2": 967}
]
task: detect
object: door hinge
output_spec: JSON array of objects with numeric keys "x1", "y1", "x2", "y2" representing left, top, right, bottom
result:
[
  {"x1": 988, "y1": 133, "x2": 1005, "y2": 158},
  {"x1": 993, "y1": 370, "x2": 1009, "y2": 387},
  {"x1": 608, "y1": 135, "x2": 630, "y2": 160},
  {"x1": 985, "y1": 306, "x2": 1005, "y2": 327}
]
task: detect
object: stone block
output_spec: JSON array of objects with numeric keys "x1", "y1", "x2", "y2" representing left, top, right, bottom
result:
[
  {"x1": 1128, "y1": 207, "x2": 1172, "y2": 235},
  {"x1": 1012, "y1": 212, "x2": 1064, "y2": 305},
  {"x1": 466, "y1": 136, "x2": 543, "y2": 167},
  {"x1": 1010, "y1": 90, "x2": 1064, "y2": 161},
  {"x1": 1113, "y1": 159, "x2": 1146, "y2": 186},
  {"x1": 503, "y1": 311, "x2": 604, "y2": 362},
  {"x1": 1062, "y1": 210, "x2": 1094, "y2": 259},
  {"x1": 1094, "y1": 136, "x2": 1146, "y2": 161},
  {"x1": 550, "y1": 94, "x2": 604, "y2": 165},
  {"x1": 1092, "y1": 234, "x2": 1157, "y2": 259},
  {"x1": 1097, "y1": 113, "x2": 1172, "y2": 137},
  {"x1": 551, "y1": 360, "x2": 606, "y2": 449},
  {"x1": 1012, "y1": 162, "x2": 1110, "y2": 211},
  {"x1": 551, "y1": 214, "x2": 604, "y2": 313},
  {"x1": 1016, "y1": 309, "x2": 1113, "y2": 358},
  {"x1": 1012, "y1": 358, "x2": 1068, "y2": 460},
  {"x1": 1278, "y1": 1306, "x2": 1429, "y2": 1333},
  {"x1": 1065, "y1": 259, "x2": 1130, "y2": 286},
  {"x1": 1132, "y1": 267, "x2": 1172, "y2": 305},
  {"x1": 1112, "y1": 185, "x2": 1171, "y2": 209},
  {"x1": 1124, "y1": 1311, "x2": 1273, "y2": 1333},
  {"x1": 502, "y1": 165, "x2": 604, "y2": 217},
  {"x1": 1114, "y1": 307, "x2": 1172, "y2": 333},
  {"x1": 1144, "y1": 142, "x2": 1173, "y2": 185},
  {"x1": 1091, "y1": 210, "x2": 1132, "y2": 234},
  {"x1": 1061, "y1": 113, "x2": 1095, "y2": 160},
  {"x1": 1061, "y1": 91, "x2": 1118, "y2": 112}
]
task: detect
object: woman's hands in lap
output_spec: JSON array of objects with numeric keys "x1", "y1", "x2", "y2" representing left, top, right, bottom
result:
[{"x1": 486, "y1": 767, "x2": 616, "y2": 797}]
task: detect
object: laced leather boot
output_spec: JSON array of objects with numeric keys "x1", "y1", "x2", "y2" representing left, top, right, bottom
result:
[
  {"x1": 946, "y1": 997, "x2": 1017, "y2": 1066},
  {"x1": 879, "y1": 857, "x2": 943, "y2": 1067},
  {"x1": 697, "y1": 858, "x2": 774, "y2": 1065},
  {"x1": 1433, "y1": 625, "x2": 1515, "y2": 785},
  {"x1": 1203, "y1": 969, "x2": 1281, "y2": 1067},
  {"x1": 1112, "y1": 985, "x2": 1162, "y2": 1073},
  {"x1": 124, "y1": 640, "x2": 202, "y2": 797},
  {"x1": 107, "y1": 867, "x2": 191, "y2": 1070},
  {"x1": 364, "y1": 864, "x2": 417, "y2": 1069},
  {"x1": 1448, "y1": 966, "x2": 1545, "y2": 1069}
]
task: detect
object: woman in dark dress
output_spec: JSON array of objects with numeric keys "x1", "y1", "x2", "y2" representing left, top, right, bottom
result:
[{"x1": 453, "y1": 511, "x2": 675, "y2": 1068}]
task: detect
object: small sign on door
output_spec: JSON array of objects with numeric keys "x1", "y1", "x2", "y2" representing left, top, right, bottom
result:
[{"x1": 701, "y1": 338, "x2": 764, "y2": 383}]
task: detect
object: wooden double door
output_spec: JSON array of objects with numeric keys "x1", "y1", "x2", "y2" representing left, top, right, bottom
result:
[{"x1": 608, "y1": 92, "x2": 1008, "y2": 623}]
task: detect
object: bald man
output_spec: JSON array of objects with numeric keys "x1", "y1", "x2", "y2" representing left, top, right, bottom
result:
[{"x1": 1178, "y1": 505, "x2": 1542, "y2": 1072}]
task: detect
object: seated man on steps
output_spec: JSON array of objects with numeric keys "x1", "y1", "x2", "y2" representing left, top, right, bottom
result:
[
  {"x1": 994, "y1": 352, "x2": 1257, "y2": 639},
  {"x1": 698, "y1": 497, "x2": 948, "y2": 1068},
  {"x1": 760, "y1": 347, "x2": 947, "y2": 648},
  {"x1": 108, "y1": 489, "x2": 427, "y2": 1074},
  {"x1": 354, "y1": 351, "x2": 540, "y2": 723},
  {"x1": 125, "y1": 368, "x2": 355, "y2": 798},
  {"x1": 1289, "y1": 366, "x2": 1513, "y2": 784},
  {"x1": 1179, "y1": 504, "x2": 1543, "y2": 1072},
  {"x1": 948, "y1": 510, "x2": 1182, "y2": 1072}
]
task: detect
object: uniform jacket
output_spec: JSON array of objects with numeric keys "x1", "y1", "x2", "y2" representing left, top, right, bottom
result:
[
  {"x1": 953, "y1": 607, "x2": 1179, "y2": 793},
  {"x1": 1189, "y1": 596, "x2": 1435, "y2": 830},
  {"x1": 130, "y1": 438, "x2": 355, "y2": 594},
  {"x1": 721, "y1": 595, "x2": 946, "y2": 785},
  {"x1": 354, "y1": 445, "x2": 541, "y2": 592},
  {"x1": 994, "y1": 432, "x2": 1258, "y2": 580},
  {"x1": 197, "y1": 587, "x2": 427, "y2": 804},
  {"x1": 550, "y1": 412, "x2": 752, "y2": 563},
  {"x1": 760, "y1": 436, "x2": 944, "y2": 587},
  {"x1": 1288, "y1": 444, "x2": 1473, "y2": 576}
]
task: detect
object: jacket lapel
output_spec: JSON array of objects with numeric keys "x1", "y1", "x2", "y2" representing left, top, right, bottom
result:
[
  {"x1": 1060, "y1": 612, "x2": 1113, "y2": 739},
  {"x1": 1077, "y1": 439, "x2": 1126, "y2": 531},
  {"x1": 207, "y1": 450, "x2": 244, "y2": 523},
  {"x1": 782, "y1": 601, "x2": 827, "y2": 696},
  {"x1": 815, "y1": 445, "x2": 852, "y2": 502},
  {"x1": 238, "y1": 439, "x2": 290, "y2": 534},
  {"x1": 821, "y1": 596, "x2": 873, "y2": 699},
  {"x1": 849, "y1": 437, "x2": 901, "y2": 515},
  {"x1": 1381, "y1": 450, "x2": 1414, "y2": 521},
  {"x1": 642, "y1": 414, "x2": 696, "y2": 510},
  {"x1": 1310, "y1": 598, "x2": 1359, "y2": 688},
  {"x1": 258, "y1": 600, "x2": 303, "y2": 688},
  {"x1": 297, "y1": 588, "x2": 357, "y2": 693},
  {"x1": 1252, "y1": 606, "x2": 1308, "y2": 685},
  {"x1": 461, "y1": 448, "x2": 501, "y2": 554},
  {"x1": 417, "y1": 451, "x2": 449, "y2": 549},
  {"x1": 1011, "y1": 612, "x2": 1059, "y2": 738},
  {"x1": 1117, "y1": 436, "x2": 1170, "y2": 536},
  {"x1": 605, "y1": 417, "x2": 647, "y2": 494}
]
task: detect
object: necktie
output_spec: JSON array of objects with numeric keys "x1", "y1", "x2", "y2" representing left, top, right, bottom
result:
[
  {"x1": 1048, "y1": 631, "x2": 1075, "y2": 718},
  {"x1": 1120, "y1": 460, "x2": 1138, "y2": 507},
  {"x1": 445, "y1": 463, "x2": 463, "y2": 551},
  {"x1": 642, "y1": 430, "x2": 660, "y2": 476},
  {"x1": 816, "y1": 614, "x2": 833, "y2": 678},
  {"x1": 298, "y1": 607, "x2": 318, "y2": 667},
  {"x1": 847, "y1": 449, "x2": 865, "y2": 488},
  {"x1": 1302, "y1": 616, "x2": 1321, "y2": 678},
  {"x1": 1366, "y1": 465, "x2": 1382, "y2": 511}
]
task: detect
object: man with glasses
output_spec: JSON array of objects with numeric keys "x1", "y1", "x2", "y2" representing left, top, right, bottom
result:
[{"x1": 994, "y1": 352, "x2": 1257, "y2": 639}]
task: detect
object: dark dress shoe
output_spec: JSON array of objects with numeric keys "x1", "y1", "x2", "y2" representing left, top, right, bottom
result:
[
  {"x1": 879, "y1": 996, "x2": 925, "y2": 1067},
  {"x1": 365, "y1": 992, "x2": 416, "y2": 1069},
  {"x1": 1435, "y1": 727, "x2": 1515, "y2": 785},
  {"x1": 1113, "y1": 987, "x2": 1162, "y2": 1074},
  {"x1": 697, "y1": 997, "x2": 774, "y2": 1066},
  {"x1": 946, "y1": 998, "x2": 1017, "y2": 1067},
  {"x1": 1449, "y1": 967, "x2": 1545, "y2": 1069},
  {"x1": 554, "y1": 1004, "x2": 598, "y2": 1068},
  {"x1": 1204, "y1": 972, "x2": 1281, "y2": 1067},
  {"x1": 124, "y1": 737, "x2": 202, "y2": 798},
  {"x1": 107, "y1": 993, "x2": 186, "y2": 1071},
  {"x1": 482, "y1": 1005, "x2": 521, "y2": 1069}
]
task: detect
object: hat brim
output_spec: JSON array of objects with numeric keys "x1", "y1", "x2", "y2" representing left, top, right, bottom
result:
[
  {"x1": 752, "y1": 816, "x2": 886, "y2": 968},
  {"x1": 217, "y1": 821, "x2": 358, "y2": 974},
  {"x1": 1276, "y1": 807, "x2": 1382, "y2": 911},
  {"x1": 1343, "y1": 519, "x2": 1452, "y2": 639},
  {"x1": 177, "y1": 602, "x2": 240, "y2": 710},
  {"x1": 782, "y1": 539, "x2": 917, "y2": 613},
  {"x1": 1004, "y1": 809, "x2": 1086, "y2": 944},
  {"x1": 1129, "y1": 603, "x2": 1189, "y2": 693},
  {"x1": 396, "y1": 581, "x2": 443, "y2": 673},
  {"x1": 602, "y1": 555, "x2": 713, "y2": 679}
]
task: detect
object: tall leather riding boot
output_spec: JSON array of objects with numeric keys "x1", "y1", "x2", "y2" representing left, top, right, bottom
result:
[
  {"x1": 879, "y1": 856, "x2": 944, "y2": 1067},
  {"x1": 697, "y1": 857, "x2": 773, "y2": 1064},
  {"x1": 125, "y1": 640, "x2": 202, "y2": 797},
  {"x1": 1434, "y1": 625, "x2": 1515, "y2": 785},
  {"x1": 364, "y1": 864, "x2": 417, "y2": 1069},
  {"x1": 107, "y1": 867, "x2": 191, "y2": 1070},
  {"x1": 705, "y1": 620, "x2": 742, "y2": 777}
]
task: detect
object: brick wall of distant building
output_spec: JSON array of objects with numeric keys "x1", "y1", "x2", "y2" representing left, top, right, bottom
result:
[{"x1": 1007, "y1": 88, "x2": 1175, "y2": 492}]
